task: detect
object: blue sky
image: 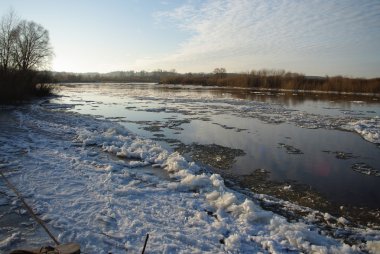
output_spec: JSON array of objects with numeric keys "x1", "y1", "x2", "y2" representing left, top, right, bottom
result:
[{"x1": 1, "y1": 0, "x2": 379, "y2": 77}]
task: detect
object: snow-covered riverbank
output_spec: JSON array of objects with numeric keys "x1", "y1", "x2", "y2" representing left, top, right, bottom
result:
[{"x1": 1, "y1": 102, "x2": 379, "y2": 253}]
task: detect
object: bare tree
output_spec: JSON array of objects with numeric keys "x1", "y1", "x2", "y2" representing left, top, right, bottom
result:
[
  {"x1": 13, "y1": 20, "x2": 53, "y2": 71},
  {"x1": 213, "y1": 67, "x2": 227, "y2": 78},
  {"x1": 0, "y1": 9, "x2": 19, "y2": 71}
]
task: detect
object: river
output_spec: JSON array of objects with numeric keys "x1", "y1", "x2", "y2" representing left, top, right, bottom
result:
[
  {"x1": 51, "y1": 83, "x2": 380, "y2": 227},
  {"x1": 1, "y1": 82, "x2": 380, "y2": 252}
]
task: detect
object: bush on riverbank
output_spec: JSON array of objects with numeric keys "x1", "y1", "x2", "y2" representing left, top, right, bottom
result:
[
  {"x1": 0, "y1": 10, "x2": 53, "y2": 103},
  {"x1": 160, "y1": 69, "x2": 380, "y2": 94},
  {"x1": 0, "y1": 70, "x2": 53, "y2": 103}
]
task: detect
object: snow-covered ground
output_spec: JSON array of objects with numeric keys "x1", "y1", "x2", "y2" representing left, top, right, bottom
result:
[{"x1": 1, "y1": 101, "x2": 380, "y2": 254}]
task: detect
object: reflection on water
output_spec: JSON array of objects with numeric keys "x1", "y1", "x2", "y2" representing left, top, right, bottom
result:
[{"x1": 51, "y1": 83, "x2": 380, "y2": 224}]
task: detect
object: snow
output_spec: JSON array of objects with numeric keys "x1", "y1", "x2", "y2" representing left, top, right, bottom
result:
[
  {"x1": 345, "y1": 117, "x2": 380, "y2": 144},
  {"x1": 0, "y1": 102, "x2": 379, "y2": 253},
  {"x1": 367, "y1": 241, "x2": 380, "y2": 254}
]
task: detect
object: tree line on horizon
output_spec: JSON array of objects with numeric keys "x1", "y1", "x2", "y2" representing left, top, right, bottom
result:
[
  {"x1": 0, "y1": 10, "x2": 53, "y2": 102},
  {"x1": 160, "y1": 68, "x2": 380, "y2": 94},
  {"x1": 51, "y1": 69, "x2": 177, "y2": 83},
  {"x1": 50, "y1": 67, "x2": 380, "y2": 94}
]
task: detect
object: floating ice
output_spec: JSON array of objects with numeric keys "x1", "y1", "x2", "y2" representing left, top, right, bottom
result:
[
  {"x1": 278, "y1": 143, "x2": 304, "y2": 154},
  {"x1": 345, "y1": 117, "x2": 380, "y2": 144},
  {"x1": 351, "y1": 162, "x2": 380, "y2": 177}
]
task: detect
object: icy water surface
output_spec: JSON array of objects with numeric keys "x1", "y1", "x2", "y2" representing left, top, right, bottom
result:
[
  {"x1": 51, "y1": 83, "x2": 380, "y2": 226},
  {"x1": 2, "y1": 83, "x2": 380, "y2": 253}
]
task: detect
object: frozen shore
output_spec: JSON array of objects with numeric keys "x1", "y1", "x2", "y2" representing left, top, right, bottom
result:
[{"x1": 0, "y1": 102, "x2": 380, "y2": 253}]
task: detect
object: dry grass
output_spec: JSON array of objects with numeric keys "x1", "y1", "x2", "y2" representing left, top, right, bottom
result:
[{"x1": 160, "y1": 70, "x2": 380, "y2": 94}]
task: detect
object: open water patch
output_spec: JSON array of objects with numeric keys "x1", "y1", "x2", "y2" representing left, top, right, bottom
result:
[{"x1": 234, "y1": 169, "x2": 380, "y2": 232}]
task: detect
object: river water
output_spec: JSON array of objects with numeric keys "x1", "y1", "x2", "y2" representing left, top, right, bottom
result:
[{"x1": 51, "y1": 83, "x2": 380, "y2": 226}]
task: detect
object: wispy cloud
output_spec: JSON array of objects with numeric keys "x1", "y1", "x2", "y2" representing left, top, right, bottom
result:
[{"x1": 144, "y1": 0, "x2": 380, "y2": 76}]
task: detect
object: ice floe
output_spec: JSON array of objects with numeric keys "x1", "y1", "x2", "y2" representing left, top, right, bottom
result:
[{"x1": 345, "y1": 117, "x2": 380, "y2": 144}]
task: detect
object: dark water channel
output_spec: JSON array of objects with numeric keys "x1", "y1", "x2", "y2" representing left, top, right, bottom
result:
[{"x1": 51, "y1": 83, "x2": 380, "y2": 227}]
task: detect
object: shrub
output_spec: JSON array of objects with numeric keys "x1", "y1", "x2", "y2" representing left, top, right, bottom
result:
[{"x1": 0, "y1": 70, "x2": 54, "y2": 103}]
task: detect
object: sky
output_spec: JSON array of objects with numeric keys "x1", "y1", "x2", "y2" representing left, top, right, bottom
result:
[{"x1": 0, "y1": 0, "x2": 379, "y2": 77}]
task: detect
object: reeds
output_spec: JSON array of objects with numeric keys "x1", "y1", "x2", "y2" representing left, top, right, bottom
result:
[{"x1": 160, "y1": 70, "x2": 380, "y2": 94}]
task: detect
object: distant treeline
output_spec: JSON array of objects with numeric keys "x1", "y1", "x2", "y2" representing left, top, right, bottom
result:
[
  {"x1": 52, "y1": 69, "x2": 380, "y2": 94},
  {"x1": 51, "y1": 68, "x2": 380, "y2": 93},
  {"x1": 160, "y1": 69, "x2": 380, "y2": 94},
  {"x1": 52, "y1": 70, "x2": 176, "y2": 83}
]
